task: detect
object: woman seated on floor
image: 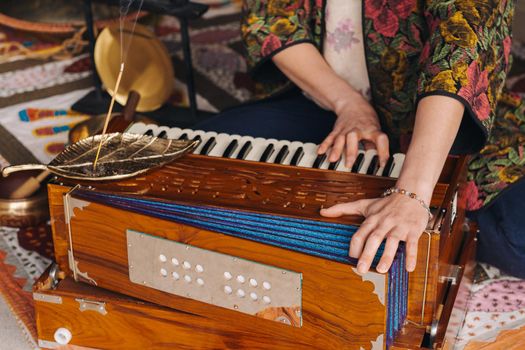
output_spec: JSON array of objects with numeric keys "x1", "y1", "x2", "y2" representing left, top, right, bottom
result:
[{"x1": 195, "y1": 0, "x2": 525, "y2": 277}]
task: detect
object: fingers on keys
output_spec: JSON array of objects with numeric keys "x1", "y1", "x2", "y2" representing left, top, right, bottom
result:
[
  {"x1": 318, "y1": 129, "x2": 389, "y2": 169},
  {"x1": 330, "y1": 134, "x2": 346, "y2": 163},
  {"x1": 318, "y1": 130, "x2": 338, "y2": 155},
  {"x1": 374, "y1": 132, "x2": 390, "y2": 168},
  {"x1": 344, "y1": 132, "x2": 359, "y2": 167}
]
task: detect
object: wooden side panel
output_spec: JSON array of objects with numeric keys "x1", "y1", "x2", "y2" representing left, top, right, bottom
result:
[
  {"x1": 435, "y1": 161, "x2": 469, "y2": 309},
  {"x1": 51, "y1": 154, "x2": 448, "y2": 227},
  {"x1": 48, "y1": 184, "x2": 71, "y2": 274},
  {"x1": 434, "y1": 228, "x2": 477, "y2": 349},
  {"x1": 34, "y1": 278, "x2": 307, "y2": 350},
  {"x1": 407, "y1": 157, "x2": 468, "y2": 326},
  {"x1": 407, "y1": 232, "x2": 440, "y2": 325},
  {"x1": 66, "y1": 200, "x2": 387, "y2": 350},
  {"x1": 391, "y1": 323, "x2": 426, "y2": 350}
]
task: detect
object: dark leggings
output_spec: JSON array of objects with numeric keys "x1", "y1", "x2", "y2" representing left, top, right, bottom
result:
[
  {"x1": 194, "y1": 90, "x2": 336, "y2": 144},
  {"x1": 471, "y1": 179, "x2": 525, "y2": 278}
]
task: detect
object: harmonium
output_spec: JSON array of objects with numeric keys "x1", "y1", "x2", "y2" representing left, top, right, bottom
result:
[{"x1": 35, "y1": 123, "x2": 477, "y2": 350}]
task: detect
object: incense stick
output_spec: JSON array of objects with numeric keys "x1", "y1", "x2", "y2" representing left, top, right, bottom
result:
[
  {"x1": 92, "y1": 0, "x2": 144, "y2": 171},
  {"x1": 92, "y1": 62, "x2": 125, "y2": 171}
]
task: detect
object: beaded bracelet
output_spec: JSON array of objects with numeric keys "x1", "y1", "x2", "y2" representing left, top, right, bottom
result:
[{"x1": 381, "y1": 187, "x2": 433, "y2": 221}]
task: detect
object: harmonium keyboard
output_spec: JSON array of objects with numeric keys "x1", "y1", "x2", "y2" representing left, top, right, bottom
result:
[{"x1": 38, "y1": 123, "x2": 477, "y2": 350}]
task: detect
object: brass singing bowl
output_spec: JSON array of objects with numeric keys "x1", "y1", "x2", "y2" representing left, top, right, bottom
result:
[
  {"x1": 0, "y1": 171, "x2": 49, "y2": 227},
  {"x1": 95, "y1": 22, "x2": 175, "y2": 112}
]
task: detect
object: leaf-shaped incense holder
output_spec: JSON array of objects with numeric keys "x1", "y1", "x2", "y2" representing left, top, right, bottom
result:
[{"x1": 1, "y1": 133, "x2": 199, "y2": 181}]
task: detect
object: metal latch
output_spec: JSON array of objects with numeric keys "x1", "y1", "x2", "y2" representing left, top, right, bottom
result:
[
  {"x1": 438, "y1": 264, "x2": 462, "y2": 285},
  {"x1": 76, "y1": 298, "x2": 107, "y2": 315},
  {"x1": 33, "y1": 293, "x2": 62, "y2": 304}
]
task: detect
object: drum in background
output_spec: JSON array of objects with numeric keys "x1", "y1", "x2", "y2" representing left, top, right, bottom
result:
[{"x1": 94, "y1": 22, "x2": 175, "y2": 112}]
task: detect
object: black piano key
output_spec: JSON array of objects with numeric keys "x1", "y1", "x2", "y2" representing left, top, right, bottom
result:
[
  {"x1": 144, "y1": 129, "x2": 154, "y2": 136},
  {"x1": 312, "y1": 154, "x2": 327, "y2": 168},
  {"x1": 328, "y1": 159, "x2": 341, "y2": 170},
  {"x1": 200, "y1": 137, "x2": 216, "y2": 155},
  {"x1": 290, "y1": 147, "x2": 304, "y2": 166},
  {"x1": 259, "y1": 144, "x2": 275, "y2": 162},
  {"x1": 274, "y1": 146, "x2": 289, "y2": 164},
  {"x1": 179, "y1": 133, "x2": 188, "y2": 140},
  {"x1": 236, "y1": 141, "x2": 253, "y2": 160},
  {"x1": 222, "y1": 139, "x2": 239, "y2": 158},
  {"x1": 366, "y1": 155, "x2": 379, "y2": 175},
  {"x1": 381, "y1": 156, "x2": 395, "y2": 177},
  {"x1": 192, "y1": 135, "x2": 202, "y2": 142},
  {"x1": 157, "y1": 130, "x2": 167, "y2": 139},
  {"x1": 351, "y1": 153, "x2": 364, "y2": 173}
]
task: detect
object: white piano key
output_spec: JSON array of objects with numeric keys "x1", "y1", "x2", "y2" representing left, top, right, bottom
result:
[
  {"x1": 166, "y1": 127, "x2": 190, "y2": 140},
  {"x1": 335, "y1": 158, "x2": 350, "y2": 172},
  {"x1": 334, "y1": 150, "x2": 364, "y2": 172},
  {"x1": 281, "y1": 141, "x2": 303, "y2": 165},
  {"x1": 228, "y1": 135, "x2": 253, "y2": 159},
  {"x1": 221, "y1": 134, "x2": 242, "y2": 158},
  {"x1": 268, "y1": 140, "x2": 291, "y2": 163},
  {"x1": 178, "y1": 128, "x2": 198, "y2": 140},
  {"x1": 357, "y1": 149, "x2": 378, "y2": 174},
  {"x1": 207, "y1": 133, "x2": 235, "y2": 157},
  {"x1": 389, "y1": 153, "x2": 405, "y2": 178},
  {"x1": 155, "y1": 126, "x2": 171, "y2": 138},
  {"x1": 375, "y1": 164, "x2": 385, "y2": 177},
  {"x1": 244, "y1": 137, "x2": 272, "y2": 162},
  {"x1": 126, "y1": 122, "x2": 149, "y2": 134},
  {"x1": 297, "y1": 143, "x2": 318, "y2": 168},
  {"x1": 317, "y1": 151, "x2": 331, "y2": 170},
  {"x1": 259, "y1": 139, "x2": 279, "y2": 162},
  {"x1": 126, "y1": 123, "x2": 173, "y2": 139},
  {"x1": 187, "y1": 130, "x2": 211, "y2": 154}
]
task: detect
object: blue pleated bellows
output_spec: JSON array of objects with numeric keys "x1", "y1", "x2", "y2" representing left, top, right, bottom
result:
[{"x1": 71, "y1": 188, "x2": 408, "y2": 348}]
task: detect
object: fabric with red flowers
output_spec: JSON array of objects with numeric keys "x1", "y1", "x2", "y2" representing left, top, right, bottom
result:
[{"x1": 240, "y1": 0, "x2": 523, "y2": 209}]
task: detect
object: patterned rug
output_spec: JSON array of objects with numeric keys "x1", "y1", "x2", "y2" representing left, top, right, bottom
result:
[{"x1": 0, "y1": 4, "x2": 525, "y2": 349}]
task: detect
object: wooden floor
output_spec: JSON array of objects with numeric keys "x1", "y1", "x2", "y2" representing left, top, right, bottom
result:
[
  {"x1": 55, "y1": 326, "x2": 525, "y2": 350},
  {"x1": 465, "y1": 325, "x2": 525, "y2": 350}
]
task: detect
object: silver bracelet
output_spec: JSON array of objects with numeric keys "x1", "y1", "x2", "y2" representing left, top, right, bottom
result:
[{"x1": 381, "y1": 187, "x2": 433, "y2": 221}]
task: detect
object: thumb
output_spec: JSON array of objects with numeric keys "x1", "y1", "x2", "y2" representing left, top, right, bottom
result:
[{"x1": 320, "y1": 199, "x2": 371, "y2": 218}]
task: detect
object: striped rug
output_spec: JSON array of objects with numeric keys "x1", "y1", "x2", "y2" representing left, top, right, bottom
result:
[{"x1": 0, "y1": 7, "x2": 524, "y2": 350}]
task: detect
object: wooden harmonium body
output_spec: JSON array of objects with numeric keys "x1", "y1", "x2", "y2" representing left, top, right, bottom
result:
[{"x1": 46, "y1": 136, "x2": 471, "y2": 349}]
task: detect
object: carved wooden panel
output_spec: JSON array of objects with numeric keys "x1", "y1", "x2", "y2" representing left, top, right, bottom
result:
[{"x1": 51, "y1": 154, "x2": 450, "y2": 226}]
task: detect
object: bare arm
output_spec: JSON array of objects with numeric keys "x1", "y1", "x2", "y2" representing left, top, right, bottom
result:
[
  {"x1": 397, "y1": 96, "x2": 464, "y2": 205},
  {"x1": 322, "y1": 95, "x2": 464, "y2": 273},
  {"x1": 272, "y1": 43, "x2": 357, "y2": 111},
  {"x1": 273, "y1": 42, "x2": 465, "y2": 274},
  {"x1": 272, "y1": 43, "x2": 389, "y2": 166}
]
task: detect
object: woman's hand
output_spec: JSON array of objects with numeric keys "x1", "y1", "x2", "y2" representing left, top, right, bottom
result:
[
  {"x1": 320, "y1": 96, "x2": 465, "y2": 274},
  {"x1": 317, "y1": 94, "x2": 390, "y2": 168},
  {"x1": 271, "y1": 43, "x2": 389, "y2": 168},
  {"x1": 320, "y1": 193, "x2": 429, "y2": 274}
]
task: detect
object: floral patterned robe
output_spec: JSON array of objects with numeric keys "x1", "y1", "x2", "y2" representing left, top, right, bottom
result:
[{"x1": 240, "y1": 0, "x2": 524, "y2": 210}]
